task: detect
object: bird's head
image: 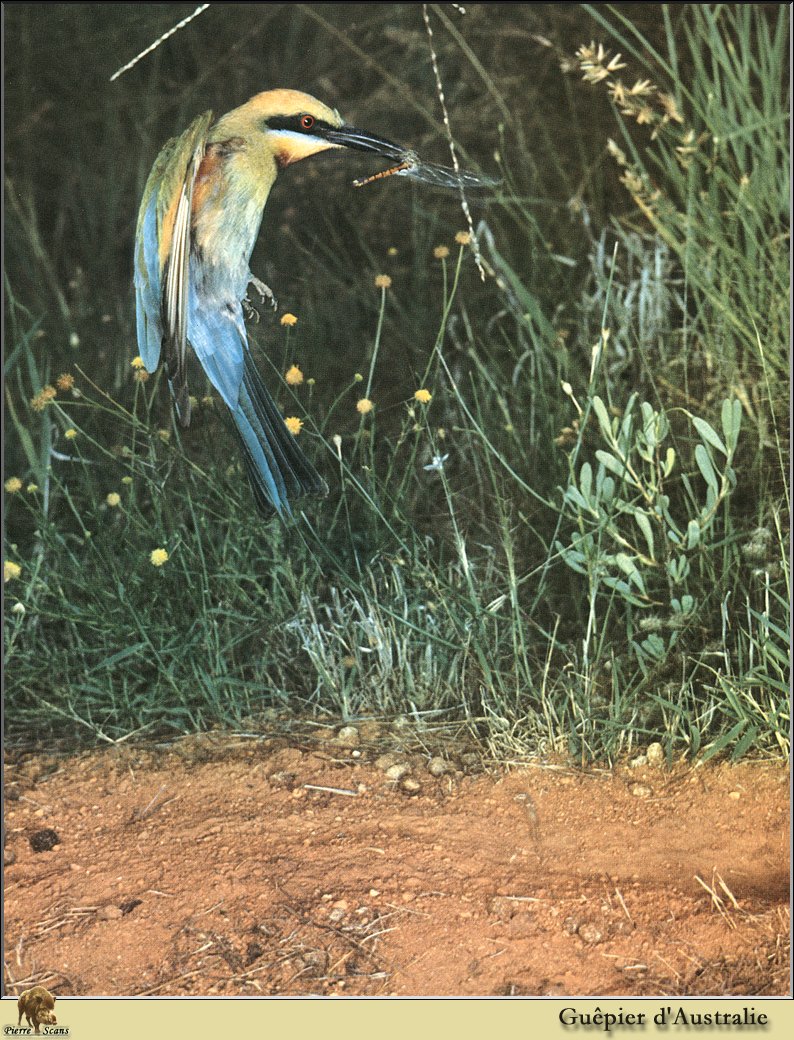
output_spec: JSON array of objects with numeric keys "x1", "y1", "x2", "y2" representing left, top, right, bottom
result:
[
  {"x1": 212, "y1": 87, "x2": 410, "y2": 168},
  {"x1": 214, "y1": 88, "x2": 497, "y2": 189},
  {"x1": 217, "y1": 88, "x2": 402, "y2": 169}
]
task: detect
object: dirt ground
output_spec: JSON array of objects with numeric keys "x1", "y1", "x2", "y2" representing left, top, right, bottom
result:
[{"x1": 3, "y1": 723, "x2": 790, "y2": 997}]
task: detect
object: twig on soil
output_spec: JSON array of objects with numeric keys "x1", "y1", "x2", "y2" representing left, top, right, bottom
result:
[
  {"x1": 653, "y1": 950, "x2": 684, "y2": 981},
  {"x1": 716, "y1": 873, "x2": 741, "y2": 910},
  {"x1": 303, "y1": 784, "x2": 359, "y2": 797},
  {"x1": 494, "y1": 895, "x2": 542, "y2": 903},
  {"x1": 695, "y1": 873, "x2": 738, "y2": 929},
  {"x1": 3, "y1": 969, "x2": 73, "y2": 993},
  {"x1": 382, "y1": 902, "x2": 430, "y2": 918},
  {"x1": 198, "y1": 901, "x2": 225, "y2": 916},
  {"x1": 130, "y1": 784, "x2": 177, "y2": 822},
  {"x1": 133, "y1": 967, "x2": 207, "y2": 996},
  {"x1": 30, "y1": 905, "x2": 98, "y2": 940},
  {"x1": 614, "y1": 886, "x2": 633, "y2": 924}
]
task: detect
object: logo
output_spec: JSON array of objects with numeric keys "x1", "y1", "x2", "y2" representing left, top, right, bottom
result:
[{"x1": 5, "y1": 987, "x2": 68, "y2": 1037}]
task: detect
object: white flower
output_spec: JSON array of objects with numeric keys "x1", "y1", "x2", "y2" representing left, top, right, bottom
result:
[{"x1": 423, "y1": 453, "x2": 449, "y2": 472}]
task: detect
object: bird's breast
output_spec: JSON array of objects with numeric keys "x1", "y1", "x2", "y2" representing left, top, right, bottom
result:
[{"x1": 191, "y1": 140, "x2": 277, "y2": 297}]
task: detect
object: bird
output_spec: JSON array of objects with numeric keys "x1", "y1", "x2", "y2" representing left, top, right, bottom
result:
[{"x1": 134, "y1": 88, "x2": 492, "y2": 516}]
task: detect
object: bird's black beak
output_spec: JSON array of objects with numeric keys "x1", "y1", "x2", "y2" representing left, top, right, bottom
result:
[{"x1": 323, "y1": 125, "x2": 407, "y2": 161}]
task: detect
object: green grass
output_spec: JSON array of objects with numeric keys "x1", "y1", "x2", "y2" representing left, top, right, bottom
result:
[{"x1": 3, "y1": 4, "x2": 789, "y2": 763}]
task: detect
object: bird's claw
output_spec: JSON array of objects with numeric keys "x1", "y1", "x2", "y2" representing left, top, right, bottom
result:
[
  {"x1": 249, "y1": 275, "x2": 278, "y2": 311},
  {"x1": 242, "y1": 295, "x2": 261, "y2": 323}
]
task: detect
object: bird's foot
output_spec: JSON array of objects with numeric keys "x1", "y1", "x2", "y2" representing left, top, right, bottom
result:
[
  {"x1": 249, "y1": 275, "x2": 278, "y2": 311},
  {"x1": 242, "y1": 295, "x2": 261, "y2": 324}
]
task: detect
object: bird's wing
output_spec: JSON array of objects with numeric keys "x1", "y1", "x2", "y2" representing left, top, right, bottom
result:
[{"x1": 134, "y1": 110, "x2": 214, "y2": 423}]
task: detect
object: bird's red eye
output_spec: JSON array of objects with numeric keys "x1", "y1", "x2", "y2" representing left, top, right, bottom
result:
[{"x1": 300, "y1": 114, "x2": 315, "y2": 131}]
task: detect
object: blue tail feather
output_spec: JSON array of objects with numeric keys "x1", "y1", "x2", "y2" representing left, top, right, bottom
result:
[{"x1": 232, "y1": 354, "x2": 328, "y2": 516}]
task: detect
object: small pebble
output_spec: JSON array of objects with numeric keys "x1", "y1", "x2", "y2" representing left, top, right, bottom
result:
[
  {"x1": 97, "y1": 905, "x2": 123, "y2": 921},
  {"x1": 376, "y1": 753, "x2": 405, "y2": 772},
  {"x1": 630, "y1": 783, "x2": 652, "y2": 799},
  {"x1": 489, "y1": 897, "x2": 514, "y2": 921},
  {"x1": 385, "y1": 763, "x2": 411, "y2": 781},
  {"x1": 336, "y1": 726, "x2": 359, "y2": 748},
  {"x1": 646, "y1": 742, "x2": 664, "y2": 767},
  {"x1": 577, "y1": 922, "x2": 604, "y2": 945},
  {"x1": 428, "y1": 757, "x2": 450, "y2": 776},
  {"x1": 400, "y1": 777, "x2": 422, "y2": 794}
]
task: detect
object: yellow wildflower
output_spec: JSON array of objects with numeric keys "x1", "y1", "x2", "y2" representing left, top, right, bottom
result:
[
  {"x1": 433, "y1": 245, "x2": 450, "y2": 260},
  {"x1": 4, "y1": 561, "x2": 22, "y2": 583},
  {"x1": 130, "y1": 356, "x2": 146, "y2": 370},
  {"x1": 30, "y1": 386, "x2": 57, "y2": 411},
  {"x1": 56, "y1": 372, "x2": 75, "y2": 391},
  {"x1": 387, "y1": 247, "x2": 398, "y2": 256},
  {"x1": 64, "y1": 428, "x2": 78, "y2": 440},
  {"x1": 157, "y1": 429, "x2": 170, "y2": 443},
  {"x1": 134, "y1": 368, "x2": 150, "y2": 383},
  {"x1": 201, "y1": 395, "x2": 214, "y2": 408},
  {"x1": 342, "y1": 655, "x2": 356, "y2": 669},
  {"x1": 280, "y1": 313, "x2": 298, "y2": 327},
  {"x1": 353, "y1": 372, "x2": 364, "y2": 383},
  {"x1": 150, "y1": 548, "x2": 169, "y2": 567},
  {"x1": 356, "y1": 398, "x2": 374, "y2": 415},
  {"x1": 4, "y1": 477, "x2": 23, "y2": 494},
  {"x1": 26, "y1": 483, "x2": 38, "y2": 494},
  {"x1": 284, "y1": 416, "x2": 303, "y2": 436},
  {"x1": 374, "y1": 274, "x2": 392, "y2": 289},
  {"x1": 455, "y1": 231, "x2": 471, "y2": 246},
  {"x1": 285, "y1": 364, "x2": 304, "y2": 386},
  {"x1": 106, "y1": 492, "x2": 121, "y2": 507},
  {"x1": 121, "y1": 476, "x2": 133, "y2": 485},
  {"x1": 414, "y1": 388, "x2": 432, "y2": 404}
]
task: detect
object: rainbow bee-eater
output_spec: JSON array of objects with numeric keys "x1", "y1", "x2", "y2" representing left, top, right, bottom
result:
[{"x1": 134, "y1": 88, "x2": 492, "y2": 516}]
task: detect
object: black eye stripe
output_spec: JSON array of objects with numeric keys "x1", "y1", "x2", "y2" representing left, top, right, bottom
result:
[{"x1": 266, "y1": 115, "x2": 334, "y2": 135}]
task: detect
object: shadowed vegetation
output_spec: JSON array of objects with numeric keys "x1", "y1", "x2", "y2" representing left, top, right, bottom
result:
[{"x1": 4, "y1": 4, "x2": 789, "y2": 762}]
